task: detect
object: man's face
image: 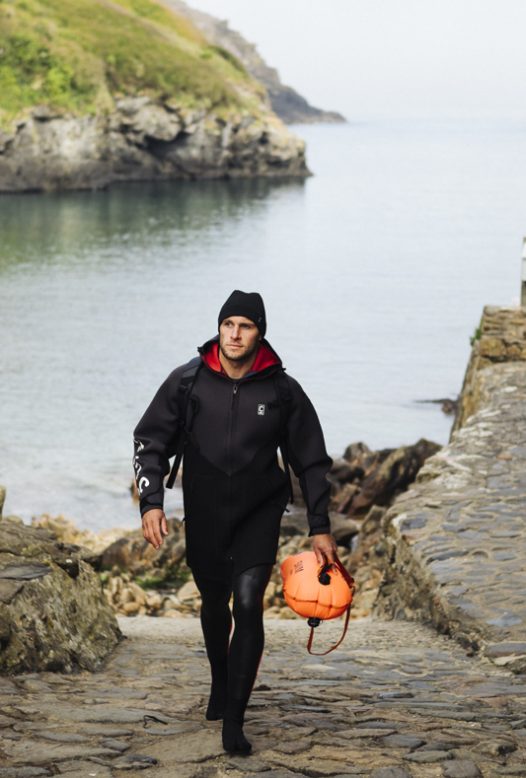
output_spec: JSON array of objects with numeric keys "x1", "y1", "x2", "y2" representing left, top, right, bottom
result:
[{"x1": 219, "y1": 316, "x2": 261, "y2": 363}]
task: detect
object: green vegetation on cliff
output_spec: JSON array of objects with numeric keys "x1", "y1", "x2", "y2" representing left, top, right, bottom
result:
[{"x1": 0, "y1": 0, "x2": 264, "y2": 128}]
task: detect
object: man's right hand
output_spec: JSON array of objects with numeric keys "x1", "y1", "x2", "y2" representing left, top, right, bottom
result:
[{"x1": 141, "y1": 508, "x2": 169, "y2": 549}]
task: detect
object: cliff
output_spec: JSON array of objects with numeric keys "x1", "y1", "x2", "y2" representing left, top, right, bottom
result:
[
  {"x1": 0, "y1": 0, "x2": 308, "y2": 192},
  {"x1": 165, "y1": 0, "x2": 346, "y2": 125}
]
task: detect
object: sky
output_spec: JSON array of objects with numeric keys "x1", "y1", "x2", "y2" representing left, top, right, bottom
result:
[{"x1": 187, "y1": 0, "x2": 526, "y2": 121}]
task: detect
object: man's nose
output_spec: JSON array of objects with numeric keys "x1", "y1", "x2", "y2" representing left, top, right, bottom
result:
[{"x1": 232, "y1": 326, "x2": 241, "y2": 338}]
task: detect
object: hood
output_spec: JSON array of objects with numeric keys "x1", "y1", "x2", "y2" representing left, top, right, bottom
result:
[{"x1": 198, "y1": 335, "x2": 282, "y2": 377}]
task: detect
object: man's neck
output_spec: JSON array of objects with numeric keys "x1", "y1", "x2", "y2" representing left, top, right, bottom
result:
[{"x1": 219, "y1": 351, "x2": 257, "y2": 380}]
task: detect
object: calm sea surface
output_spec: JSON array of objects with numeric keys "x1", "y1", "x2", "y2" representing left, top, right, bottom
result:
[{"x1": 1, "y1": 119, "x2": 525, "y2": 530}]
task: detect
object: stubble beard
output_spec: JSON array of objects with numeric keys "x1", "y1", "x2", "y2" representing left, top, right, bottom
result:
[{"x1": 219, "y1": 338, "x2": 259, "y2": 365}]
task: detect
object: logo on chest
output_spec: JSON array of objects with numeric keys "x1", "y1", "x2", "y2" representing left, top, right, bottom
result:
[{"x1": 257, "y1": 403, "x2": 266, "y2": 416}]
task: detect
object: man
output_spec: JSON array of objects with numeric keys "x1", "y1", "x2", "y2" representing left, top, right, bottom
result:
[{"x1": 133, "y1": 290, "x2": 337, "y2": 755}]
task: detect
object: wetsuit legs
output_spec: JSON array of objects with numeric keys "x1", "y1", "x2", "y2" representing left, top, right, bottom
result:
[
  {"x1": 223, "y1": 563, "x2": 273, "y2": 754},
  {"x1": 193, "y1": 563, "x2": 273, "y2": 754},
  {"x1": 192, "y1": 570, "x2": 233, "y2": 721}
]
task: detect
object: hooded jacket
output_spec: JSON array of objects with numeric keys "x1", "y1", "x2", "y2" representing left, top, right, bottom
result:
[{"x1": 133, "y1": 336, "x2": 332, "y2": 576}]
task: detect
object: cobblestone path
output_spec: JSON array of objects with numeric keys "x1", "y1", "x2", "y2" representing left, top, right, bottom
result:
[{"x1": 1, "y1": 616, "x2": 525, "y2": 778}]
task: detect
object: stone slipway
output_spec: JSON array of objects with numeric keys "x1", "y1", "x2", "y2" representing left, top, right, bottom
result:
[
  {"x1": 375, "y1": 307, "x2": 526, "y2": 673},
  {"x1": 1, "y1": 616, "x2": 526, "y2": 777}
]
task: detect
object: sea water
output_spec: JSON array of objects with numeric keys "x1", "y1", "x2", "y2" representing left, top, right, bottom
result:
[{"x1": 1, "y1": 118, "x2": 525, "y2": 529}]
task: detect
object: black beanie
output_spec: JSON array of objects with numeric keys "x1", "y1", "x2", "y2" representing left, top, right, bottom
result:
[{"x1": 218, "y1": 290, "x2": 267, "y2": 337}]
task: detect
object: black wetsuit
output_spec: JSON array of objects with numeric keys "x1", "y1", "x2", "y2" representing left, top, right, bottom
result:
[
  {"x1": 133, "y1": 336, "x2": 332, "y2": 751},
  {"x1": 133, "y1": 336, "x2": 333, "y2": 578}
]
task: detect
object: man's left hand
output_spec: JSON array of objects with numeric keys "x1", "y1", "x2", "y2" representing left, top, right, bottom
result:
[{"x1": 311, "y1": 533, "x2": 338, "y2": 565}]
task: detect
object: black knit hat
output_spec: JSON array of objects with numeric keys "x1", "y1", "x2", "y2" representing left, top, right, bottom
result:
[{"x1": 218, "y1": 290, "x2": 267, "y2": 337}]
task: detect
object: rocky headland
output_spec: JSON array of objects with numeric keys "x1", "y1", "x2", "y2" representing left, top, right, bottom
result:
[
  {"x1": 0, "y1": 0, "x2": 309, "y2": 192},
  {"x1": 166, "y1": 0, "x2": 346, "y2": 124}
]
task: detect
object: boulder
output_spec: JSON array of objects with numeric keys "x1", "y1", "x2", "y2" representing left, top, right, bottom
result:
[
  {"x1": 96, "y1": 518, "x2": 187, "y2": 580},
  {"x1": 349, "y1": 438, "x2": 441, "y2": 514},
  {"x1": 331, "y1": 439, "x2": 441, "y2": 516},
  {"x1": 0, "y1": 515, "x2": 121, "y2": 673}
]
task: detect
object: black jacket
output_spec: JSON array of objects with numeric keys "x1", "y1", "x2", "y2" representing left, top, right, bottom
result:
[{"x1": 133, "y1": 337, "x2": 332, "y2": 575}]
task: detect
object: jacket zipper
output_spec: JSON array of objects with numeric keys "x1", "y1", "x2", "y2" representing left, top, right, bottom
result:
[
  {"x1": 226, "y1": 382, "x2": 239, "y2": 560},
  {"x1": 227, "y1": 382, "x2": 239, "y2": 475}
]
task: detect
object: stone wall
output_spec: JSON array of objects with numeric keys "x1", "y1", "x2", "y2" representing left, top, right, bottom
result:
[
  {"x1": 375, "y1": 306, "x2": 526, "y2": 673},
  {"x1": 452, "y1": 305, "x2": 526, "y2": 434}
]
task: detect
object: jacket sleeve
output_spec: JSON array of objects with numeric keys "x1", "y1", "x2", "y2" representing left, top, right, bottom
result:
[
  {"x1": 132, "y1": 367, "x2": 184, "y2": 517},
  {"x1": 284, "y1": 375, "x2": 333, "y2": 536}
]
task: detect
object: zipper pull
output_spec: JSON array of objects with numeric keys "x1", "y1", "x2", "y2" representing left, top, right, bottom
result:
[{"x1": 233, "y1": 384, "x2": 238, "y2": 395}]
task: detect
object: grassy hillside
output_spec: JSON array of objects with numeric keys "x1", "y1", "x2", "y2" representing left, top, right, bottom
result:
[{"x1": 0, "y1": 0, "x2": 264, "y2": 128}]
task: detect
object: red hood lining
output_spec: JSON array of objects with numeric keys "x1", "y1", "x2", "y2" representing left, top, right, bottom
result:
[{"x1": 202, "y1": 341, "x2": 280, "y2": 375}]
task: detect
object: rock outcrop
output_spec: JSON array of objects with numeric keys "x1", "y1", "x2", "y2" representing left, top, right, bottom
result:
[
  {"x1": 0, "y1": 0, "x2": 310, "y2": 192},
  {"x1": 166, "y1": 1, "x2": 346, "y2": 124},
  {"x1": 0, "y1": 509, "x2": 121, "y2": 674},
  {"x1": 0, "y1": 99, "x2": 308, "y2": 192},
  {"x1": 328, "y1": 438, "x2": 442, "y2": 515}
]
